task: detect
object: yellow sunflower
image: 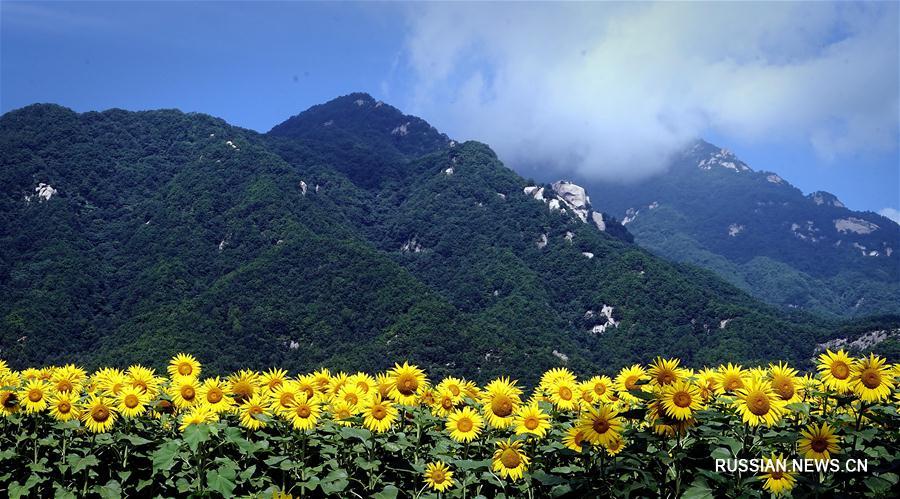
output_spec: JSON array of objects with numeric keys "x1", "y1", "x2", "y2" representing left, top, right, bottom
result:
[
  {"x1": 117, "y1": 386, "x2": 148, "y2": 418},
  {"x1": 715, "y1": 363, "x2": 747, "y2": 395},
  {"x1": 82, "y1": 395, "x2": 118, "y2": 433},
  {"x1": 348, "y1": 372, "x2": 376, "y2": 396},
  {"x1": 288, "y1": 393, "x2": 321, "y2": 431},
  {"x1": 446, "y1": 406, "x2": 484, "y2": 443},
  {"x1": 48, "y1": 391, "x2": 79, "y2": 421},
  {"x1": 0, "y1": 389, "x2": 18, "y2": 416},
  {"x1": 294, "y1": 375, "x2": 319, "y2": 400},
  {"x1": 492, "y1": 438, "x2": 529, "y2": 481},
  {"x1": 96, "y1": 368, "x2": 129, "y2": 396},
  {"x1": 126, "y1": 365, "x2": 161, "y2": 398},
  {"x1": 19, "y1": 379, "x2": 50, "y2": 413},
  {"x1": 261, "y1": 367, "x2": 289, "y2": 393},
  {"x1": 362, "y1": 395, "x2": 397, "y2": 433},
  {"x1": 388, "y1": 362, "x2": 427, "y2": 406},
  {"x1": 481, "y1": 377, "x2": 522, "y2": 429},
  {"x1": 179, "y1": 404, "x2": 218, "y2": 432},
  {"x1": 311, "y1": 368, "x2": 332, "y2": 393},
  {"x1": 768, "y1": 362, "x2": 803, "y2": 403},
  {"x1": 582, "y1": 375, "x2": 613, "y2": 403},
  {"x1": 335, "y1": 384, "x2": 368, "y2": 411},
  {"x1": 436, "y1": 376, "x2": 467, "y2": 402},
  {"x1": 271, "y1": 381, "x2": 300, "y2": 416},
  {"x1": 614, "y1": 364, "x2": 647, "y2": 403},
  {"x1": 228, "y1": 369, "x2": 260, "y2": 404},
  {"x1": 760, "y1": 454, "x2": 796, "y2": 496},
  {"x1": 849, "y1": 354, "x2": 894, "y2": 403},
  {"x1": 513, "y1": 403, "x2": 552, "y2": 438},
  {"x1": 648, "y1": 357, "x2": 684, "y2": 387},
  {"x1": 423, "y1": 461, "x2": 455, "y2": 492},
  {"x1": 578, "y1": 404, "x2": 624, "y2": 446},
  {"x1": 169, "y1": 376, "x2": 201, "y2": 409},
  {"x1": 659, "y1": 380, "x2": 702, "y2": 420},
  {"x1": 431, "y1": 389, "x2": 458, "y2": 418},
  {"x1": 604, "y1": 436, "x2": 626, "y2": 456},
  {"x1": 798, "y1": 422, "x2": 840, "y2": 461},
  {"x1": 167, "y1": 353, "x2": 201, "y2": 379},
  {"x1": 695, "y1": 368, "x2": 719, "y2": 401},
  {"x1": 329, "y1": 371, "x2": 350, "y2": 396},
  {"x1": 238, "y1": 393, "x2": 271, "y2": 430},
  {"x1": 329, "y1": 399, "x2": 356, "y2": 426},
  {"x1": 539, "y1": 367, "x2": 577, "y2": 393},
  {"x1": 734, "y1": 378, "x2": 787, "y2": 426},
  {"x1": 198, "y1": 377, "x2": 234, "y2": 413},
  {"x1": 817, "y1": 349, "x2": 853, "y2": 394},
  {"x1": 50, "y1": 365, "x2": 85, "y2": 395},
  {"x1": 562, "y1": 426, "x2": 587, "y2": 452},
  {"x1": 546, "y1": 379, "x2": 581, "y2": 411}
]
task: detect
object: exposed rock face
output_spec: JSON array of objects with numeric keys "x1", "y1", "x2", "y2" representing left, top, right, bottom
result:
[
  {"x1": 834, "y1": 217, "x2": 879, "y2": 235},
  {"x1": 809, "y1": 191, "x2": 845, "y2": 208},
  {"x1": 588, "y1": 304, "x2": 619, "y2": 334},
  {"x1": 591, "y1": 212, "x2": 606, "y2": 231},
  {"x1": 697, "y1": 148, "x2": 751, "y2": 172},
  {"x1": 551, "y1": 181, "x2": 590, "y2": 222},
  {"x1": 536, "y1": 233, "x2": 548, "y2": 249},
  {"x1": 581, "y1": 252, "x2": 594, "y2": 259},
  {"x1": 728, "y1": 224, "x2": 744, "y2": 237},
  {"x1": 766, "y1": 174, "x2": 784, "y2": 184},
  {"x1": 25, "y1": 183, "x2": 57, "y2": 202},
  {"x1": 299, "y1": 181, "x2": 308, "y2": 196},
  {"x1": 391, "y1": 122, "x2": 410, "y2": 136},
  {"x1": 552, "y1": 350, "x2": 569, "y2": 362},
  {"x1": 815, "y1": 329, "x2": 899, "y2": 354},
  {"x1": 400, "y1": 237, "x2": 425, "y2": 253}
]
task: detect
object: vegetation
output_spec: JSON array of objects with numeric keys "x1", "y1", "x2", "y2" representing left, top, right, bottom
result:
[{"x1": 1, "y1": 353, "x2": 897, "y2": 497}]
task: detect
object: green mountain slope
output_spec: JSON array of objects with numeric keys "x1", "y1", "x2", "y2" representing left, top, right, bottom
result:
[
  {"x1": 581, "y1": 140, "x2": 900, "y2": 318},
  {"x1": 0, "y1": 96, "x2": 859, "y2": 382}
]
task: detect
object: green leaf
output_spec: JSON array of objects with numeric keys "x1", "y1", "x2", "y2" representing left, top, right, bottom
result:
[
  {"x1": 98, "y1": 480, "x2": 122, "y2": 499},
  {"x1": 710, "y1": 447, "x2": 732, "y2": 461},
  {"x1": 320, "y1": 469, "x2": 349, "y2": 495},
  {"x1": 372, "y1": 485, "x2": 399, "y2": 499},
  {"x1": 681, "y1": 478, "x2": 714, "y2": 499},
  {"x1": 183, "y1": 424, "x2": 211, "y2": 453},
  {"x1": 151, "y1": 440, "x2": 181, "y2": 474},
  {"x1": 207, "y1": 463, "x2": 238, "y2": 496},
  {"x1": 69, "y1": 454, "x2": 100, "y2": 473}
]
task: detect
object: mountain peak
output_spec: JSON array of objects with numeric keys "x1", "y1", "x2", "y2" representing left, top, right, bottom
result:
[{"x1": 807, "y1": 190, "x2": 845, "y2": 208}]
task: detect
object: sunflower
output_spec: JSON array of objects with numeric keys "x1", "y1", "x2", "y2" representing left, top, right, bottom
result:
[
  {"x1": 335, "y1": 384, "x2": 368, "y2": 411},
  {"x1": 96, "y1": 368, "x2": 129, "y2": 396},
  {"x1": 798, "y1": 422, "x2": 840, "y2": 460},
  {"x1": 348, "y1": 372, "x2": 377, "y2": 396},
  {"x1": 48, "y1": 391, "x2": 79, "y2": 421},
  {"x1": 760, "y1": 454, "x2": 796, "y2": 496},
  {"x1": 431, "y1": 389, "x2": 458, "y2": 418},
  {"x1": 198, "y1": 377, "x2": 234, "y2": 413},
  {"x1": 117, "y1": 386, "x2": 148, "y2": 418},
  {"x1": 271, "y1": 381, "x2": 300, "y2": 416},
  {"x1": 492, "y1": 438, "x2": 529, "y2": 481},
  {"x1": 19, "y1": 379, "x2": 50, "y2": 413},
  {"x1": 436, "y1": 377, "x2": 467, "y2": 403},
  {"x1": 311, "y1": 368, "x2": 332, "y2": 393},
  {"x1": 817, "y1": 349, "x2": 853, "y2": 394},
  {"x1": 582, "y1": 375, "x2": 613, "y2": 403},
  {"x1": 418, "y1": 386, "x2": 437, "y2": 406},
  {"x1": 362, "y1": 395, "x2": 397, "y2": 433},
  {"x1": 446, "y1": 406, "x2": 483, "y2": 443},
  {"x1": 481, "y1": 377, "x2": 522, "y2": 429},
  {"x1": 734, "y1": 377, "x2": 787, "y2": 426},
  {"x1": 513, "y1": 403, "x2": 552, "y2": 438},
  {"x1": 0, "y1": 389, "x2": 18, "y2": 416},
  {"x1": 715, "y1": 363, "x2": 747, "y2": 395},
  {"x1": 614, "y1": 365, "x2": 647, "y2": 403},
  {"x1": 329, "y1": 399, "x2": 356, "y2": 426},
  {"x1": 238, "y1": 393, "x2": 271, "y2": 430},
  {"x1": 82, "y1": 395, "x2": 118, "y2": 433},
  {"x1": 768, "y1": 362, "x2": 803, "y2": 403},
  {"x1": 169, "y1": 376, "x2": 201, "y2": 410},
  {"x1": 288, "y1": 393, "x2": 321, "y2": 431},
  {"x1": 578, "y1": 404, "x2": 624, "y2": 446},
  {"x1": 695, "y1": 368, "x2": 718, "y2": 401},
  {"x1": 167, "y1": 353, "x2": 201, "y2": 379},
  {"x1": 51, "y1": 365, "x2": 85, "y2": 395},
  {"x1": 179, "y1": 404, "x2": 218, "y2": 432},
  {"x1": 539, "y1": 367, "x2": 577, "y2": 393},
  {"x1": 849, "y1": 354, "x2": 894, "y2": 403},
  {"x1": 659, "y1": 380, "x2": 702, "y2": 420},
  {"x1": 294, "y1": 375, "x2": 319, "y2": 400},
  {"x1": 649, "y1": 400, "x2": 695, "y2": 437},
  {"x1": 423, "y1": 461, "x2": 455, "y2": 492},
  {"x1": 388, "y1": 362, "x2": 427, "y2": 406},
  {"x1": 375, "y1": 373, "x2": 393, "y2": 399},
  {"x1": 562, "y1": 426, "x2": 587, "y2": 452},
  {"x1": 261, "y1": 368, "x2": 289, "y2": 393},
  {"x1": 604, "y1": 436, "x2": 626, "y2": 456},
  {"x1": 127, "y1": 365, "x2": 161, "y2": 398},
  {"x1": 648, "y1": 357, "x2": 684, "y2": 387},
  {"x1": 547, "y1": 379, "x2": 581, "y2": 411},
  {"x1": 228, "y1": 369, "x2": 261, "y2": 404}
]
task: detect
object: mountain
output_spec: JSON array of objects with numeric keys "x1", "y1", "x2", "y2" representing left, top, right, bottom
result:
[
  {"x1": 2, "y1": 95, "x2": 883, "y2": 383},
  {"x1": 579, "y1": 140, "x2": 900, "y2": 318}
]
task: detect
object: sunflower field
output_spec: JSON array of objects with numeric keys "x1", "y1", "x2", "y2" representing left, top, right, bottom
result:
[{"x1": 0, "y1": 352, "x2": 898, "y2": 498}]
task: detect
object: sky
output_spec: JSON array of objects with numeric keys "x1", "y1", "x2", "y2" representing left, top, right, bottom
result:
[{"x1": 2, "y1": 1, "x2": 898, "y2": 218}]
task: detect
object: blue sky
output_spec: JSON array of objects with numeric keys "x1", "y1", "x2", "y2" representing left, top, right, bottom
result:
[{"x1": 2, "y1": 1, "x2": 898, "y2": 218}]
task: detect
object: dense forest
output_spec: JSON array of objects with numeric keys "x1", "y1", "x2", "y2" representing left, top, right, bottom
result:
[{"x1": 2, "y1": 93, "x2": 896, "y2": 384}]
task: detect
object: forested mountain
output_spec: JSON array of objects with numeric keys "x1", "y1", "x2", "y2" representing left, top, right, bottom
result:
[
  {"x1": 580, "y1": 140, "x2": 900, "y2": 319},
  {"x1": 1, "y1": 94, "x2": 889, "y2": 383}
]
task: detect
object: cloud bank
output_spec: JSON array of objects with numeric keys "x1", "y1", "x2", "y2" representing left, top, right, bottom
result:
[{"x1": 398, "y1": 2, "x2": 899, "y2": 182}]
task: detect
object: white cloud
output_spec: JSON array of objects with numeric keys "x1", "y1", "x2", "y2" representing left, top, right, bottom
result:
[
  {"x1": 398, "y1": 2, "x2": 899, "y2": 182},
  {"x1": 878, "y1": 208, "x2": 900, "y2": 224}
]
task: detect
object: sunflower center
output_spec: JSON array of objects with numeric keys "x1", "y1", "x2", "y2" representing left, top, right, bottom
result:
[
  {"x1": 724, "y1": 376, "x2": 743, "y2": 391},
  {"x1": 594, "y1": 384, "x2": 607, "y2": 396},
  {"x1": 133, "y1": 380, "x2": 148, "y2": 392},
  {"x1": 831, "y1": 362, "x2": 849, "y2": 380},
  {"x1": 500, "y1": 448, "x2": 521, "y2": 469},
  {"x1": 810, "y1": 437, "x2": 828, "y2": 453},
  {"x1": 181, "y1": 386, "x2": 196, "y2": 401},
  {"x1": 301, "y1": 386, "x2": 315, "y2": 398},
  {"x1": 297, "y1": 405, "x2": 311, "y2": 418},
  {"x1": 861, "y1": 368, "x2": 882, "y2": 389},
  {"x1": 398, "y1": 375, "x2": 418, "y2": 395},
  {"x1": 592, "y1": 417, "x2": 610, "y2": 434},
  {"x1": 92, "y1": 406, "x2": 110, "y2": 423},
  {"x1": 280, "y1": 393, "x2": 295, "y2": 407},
  {"x1": 524, "y1": 416, "x2": 539, "y2": 430},
  {"x1": 573, "y1": 431, "x2": 585, "y2": 446},
  {"x1": 57, "y1": 401, "x2": 71, "y2": 413},
  {"x1": 207, "y1": 388, "x2": 223, "y2": 403},
  {"x1": 178, "y1": 364, "x2": 193, "y2": 376},
  {"x1": 771, "y1": 471, "x2": 784, "y2": 480},
  {"x1": 441, "y1": 398, "x2": 454, "y2": 410},
  {"x1": 657, "y1": 371, "x2": 675, "y2": 385},
  {"x1": 491, "y1": 396, "x2": 513, "y2": 417},
  {"x1": 673, "y1": 391, "x2": 692, "y2": 408},
  {"x1": 748, "y1": 393, "x2": 771, "y2": 416},
  {"x1": 625, "y1": 376, "x2": 639, "y2": 391},
  {"x1": 559, "y1": 387, "x2": 573, "y2": 400},
  {"x1": 124, "y1": 394, "x2": 140, "y2": 408},
  {"x1": 449, "y1": 385, "x2": 461, "y2": 396},
  {"x1": 372, "y1": 405, "x2": 387, "y2": 420},
  {"x1": 57, "y1": 380, "x2": 74, "y2": 393},
  {"x1": 249, "y1": 405, "x2": 263, "y2": 416},
  {"x1": 345, "y1": 393, "x2": 359, "y2": 405},
  {"x1": 457, "y1": 417, "x2": 473, "y2": 432},
  {"x1": 28, "y1": 389, "x2": 43, "y2": 402},
  {"x1": 775, "y1": 380, "x2": 795, "y2": 400},
  {"x1": 232, "y1": 382, "x2": 253, "y2": 402},
  {"x1": 2, "y1": 392, "x2": 17, "y2": 408},
  {"x1": 157, "y1": 399, "x2": 174, "y2": 414}
]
